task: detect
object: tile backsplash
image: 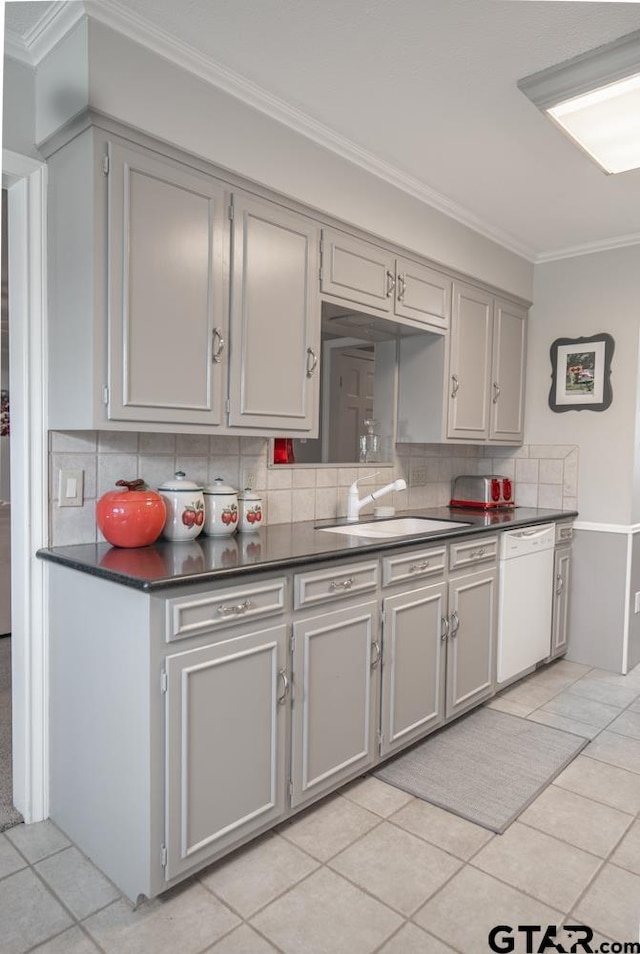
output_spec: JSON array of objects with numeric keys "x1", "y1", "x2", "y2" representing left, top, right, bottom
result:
[{"x1": 48, "y1": 431, "x2": 579, "y2": 546}]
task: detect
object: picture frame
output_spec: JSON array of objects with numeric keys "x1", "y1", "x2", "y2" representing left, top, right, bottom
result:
[{"x1": 549, "y1": 333, "x2": 614, "y2": 413}]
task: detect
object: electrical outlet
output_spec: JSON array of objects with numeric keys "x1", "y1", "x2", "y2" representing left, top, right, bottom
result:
[
  {"x1": 635, "y1": 592, "x2": 640, "y2": 614},
  {"x1": 58, "y1": 469, "x2": 84, "y2": 507},
  {"x1": 244, "y1": 470, "x2": 256, "y2": 490}
]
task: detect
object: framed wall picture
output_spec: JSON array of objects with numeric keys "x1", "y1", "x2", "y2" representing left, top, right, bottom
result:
[{"x1": 549, "y1": 333, "x2": 614, "y2": 413}]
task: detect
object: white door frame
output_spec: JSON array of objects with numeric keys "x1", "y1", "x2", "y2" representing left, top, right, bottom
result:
[{"x1": 2, "y1": 149, "x2": 49, "y2": 823}]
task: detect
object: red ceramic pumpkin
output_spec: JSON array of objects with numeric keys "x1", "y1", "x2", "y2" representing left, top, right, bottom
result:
[{"x1": 96, "y1": 479, "x2": 167, "y2": 548}]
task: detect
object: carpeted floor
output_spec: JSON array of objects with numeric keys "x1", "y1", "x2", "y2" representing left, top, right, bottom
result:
[{"x1": 0, "y1": 635, "x2": 23, "y2": 831}]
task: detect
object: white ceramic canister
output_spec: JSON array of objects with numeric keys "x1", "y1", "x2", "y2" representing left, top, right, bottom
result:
[
  {"x1": 238, "y1": 488, "x2": 264, "y2": 532},
  {"x1": 157, "y1": 471, "x2": 205, "y2": 541},
  {"x1": 203, "y1": 477, "x2": 239, "y2": 536}
]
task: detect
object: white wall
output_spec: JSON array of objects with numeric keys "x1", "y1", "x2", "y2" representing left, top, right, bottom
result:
[
  {"x1": 33, "y1": 18, "x2": 533, "y2": 302},
  {"x1": 526, "y1": 245, "x2": 640, "y2": 525},
  {"x1": 2, "y1": 56, "x2": 38, "y2": 159}
]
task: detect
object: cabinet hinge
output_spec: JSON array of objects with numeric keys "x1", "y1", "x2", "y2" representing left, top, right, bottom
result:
[
  {"x1": 224, "y1": 397, "x2": 231, "y2": 414},
  {"x1": 160, "y1": 844, "x2": 167, "y2": 867},
  {"x1": 160, "y1": 670, "x2": 168, "y2": 694},
  {"x1": 102, "y1": 386, "x2": 109, "y2": 406},
  {"x1": 380, "y1": 606, "x2": 386, "y2": 626},
  {"x1": 377, "y1": 730, "x2": 383, "y2": 755},
  {"x1": 228, "y1": 204, "x2": 234, "y2": 221},
  {"x1": 102, "y1": 155, "x2": 110, "y2": 176},
  {"x1": 288, "y1": 778, "x2": 293, "y2": 798},
  {"x1": 289, "y1": 633, "x2": 295, "y2": 655}
]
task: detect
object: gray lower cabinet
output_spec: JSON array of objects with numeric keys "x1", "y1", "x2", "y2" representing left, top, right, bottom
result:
[
  {"x1": 550, "y1": 546, "x2": 571, "y2": 659},
  {"x1": 164, "y1": 623, "x2": 289, "y2": 881},
  {"x1": 290, "y1": 600, "x2": 379, "y2": 808},
  {"x1": 446, "y1": 566, "x2": 497, "y2": 718},
  {"x1": 228, "y1": 194, "x2": 321, "y2": 433}
]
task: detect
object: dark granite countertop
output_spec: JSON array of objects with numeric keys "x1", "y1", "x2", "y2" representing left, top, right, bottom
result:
[{"x1": 37, "y1": 506, "x2": 577, "y2": 593}]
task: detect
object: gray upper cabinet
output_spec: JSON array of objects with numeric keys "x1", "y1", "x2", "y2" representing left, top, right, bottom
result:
[
  {"x1": 490, "y1": 298, "x2": 528, "y2": 442},
  {"x1": 447, "y1": 282, "x2": 494, "y2": 440},
  {"x1": 321, "y1": 229, "x2": 451, "y2": 332},
  {"x1": 228, "y1": 195, "x2": 321, "y2": 432},
  {"x1": 107, "y1": 141, "x2": 227, "y2": 426}
]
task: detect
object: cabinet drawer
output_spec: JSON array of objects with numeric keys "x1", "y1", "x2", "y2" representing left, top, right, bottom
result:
[
  {"x1": 166, "y1": 578, "x2": 287, "y2": 642},
  {"x1": 382, "y1": 547, "x2": 446, "y2": 587},
  {"x1": 294, "y1": 561, "x2": 379, "y2": 609},
  {"x1": 449, "y1": 536, "x2": 497, "y2": 572},
  {"x1": 555, "y1": 521, "x2": 574, "y2": 546}
]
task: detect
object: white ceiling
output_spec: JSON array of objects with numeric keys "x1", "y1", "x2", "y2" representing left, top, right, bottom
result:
[{"x1": 5, "y1": 0, "x2": 640, "y2": 261}]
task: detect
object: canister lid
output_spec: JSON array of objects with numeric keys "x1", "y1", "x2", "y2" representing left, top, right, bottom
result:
[
  {"x1": 203, "y1": 476, "x2": 238, "y2": 495},
  {"x1": 238, "y1": 487, "x2": 261, "y2": 501},
  {"x1": 158, "y1": 471, "x2": 203, "y2": 492}
]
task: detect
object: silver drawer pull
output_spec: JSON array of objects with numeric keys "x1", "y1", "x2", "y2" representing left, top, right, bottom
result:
[
  {"x1": 277, "y1": 668, "x2": 290, "y2": 705},
  {"x1": 449, "y1": 610, "x2": 460, "y2": 637},
  {"x1": 385, "y1": 270, "x2": 396, "y2": 298},
  {"x1": 306, "y1": 347, "x2": 318, "y2": 378},
  {"x1": 410, "y1": 561, "x2": 430, "y2": 573},
  {"x1": 440, "y1": 616, "x2": 449, "y2": 641},
  {"x1": 212, "y1": 327, "x2": 225, "y2": 363},
  {"x1": 469, "y1": 548, "x2": 486, "y2": 559},
  {"x1": 370, "y1": 641, "x2": 381, "y2": 669},
  {"x1": 216, "y1": 599, "x2": 253, "y2": 616},
  {"x1": 556, "y1": 573, "x2": 564, "y2": 596},
  {"x1": 451, "y1": 374, "x2": 459, "y2": 398},
  {"x1": 329, "y1": 577, "x2": 354, "y2": 591}
]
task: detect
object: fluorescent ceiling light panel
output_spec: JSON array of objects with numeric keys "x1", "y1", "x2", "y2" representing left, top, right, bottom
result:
[{"x1": 518, "y1": 29, "x2": 640, "y2": 174}]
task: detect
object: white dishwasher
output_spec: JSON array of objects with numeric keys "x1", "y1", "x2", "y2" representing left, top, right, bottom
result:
[{"x1": 497, "y1": 524, "x2": 556, "y2": 685}]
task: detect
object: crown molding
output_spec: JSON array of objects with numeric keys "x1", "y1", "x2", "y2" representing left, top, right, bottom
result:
[
  {"x1": 535, "y1": 230, "x2": 640, "y2": 263},
  {"x1": 4, "y1": 1, "x2": 86, "y2": 66}
]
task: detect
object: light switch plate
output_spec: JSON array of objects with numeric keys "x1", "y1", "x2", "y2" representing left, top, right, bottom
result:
[{"x1": 58, "y1": 469, "x2": 84, "y2": 507}]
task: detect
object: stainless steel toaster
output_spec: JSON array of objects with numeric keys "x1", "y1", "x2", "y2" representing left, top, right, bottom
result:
[{"x1": 450, "y1": 475, "x2": 515, "y2": 509}]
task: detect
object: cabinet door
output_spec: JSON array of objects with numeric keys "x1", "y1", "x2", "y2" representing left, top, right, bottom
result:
[
  {"x1": 229, "y1": 195, "x2": 320, "y2": 432},
  {"x1": 380, "y1": 583, "x2": 447, "y2": 758},
  {"x1": 490, "y1": 299, "x2": 527, "y2": 442},
  {"x1": 551, "y1": 548, "x2": 571, "y2": 658},
  {"x1": 107, "y1": 141, "x2": 226, "y2": 425},
  {"x1": 394, "y1": 258, "x2": 451, "y2": 331},
  {"x1": 164, "y1": 624, "x2": 287, "y2": 881},
  {"x1": 291, "y1": 601, "x2": 378, "y2": 808},
  {"x1": 447, "y1": 282, "x2": 493, "y2": 440},
  {"x1": 446, "y1": 568, "x2": 496, "y2": 719},
  {"x1": 320, "y1": 229, "x2": 394, "y2": 313}
]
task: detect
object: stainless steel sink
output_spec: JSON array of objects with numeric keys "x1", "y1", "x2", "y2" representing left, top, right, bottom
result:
[{"x1": 317, "y1": 517, "x2": 471, "y2": 539}]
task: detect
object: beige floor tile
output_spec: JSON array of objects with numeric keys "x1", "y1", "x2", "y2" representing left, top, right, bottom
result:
[
  {"x1": 328, "y1": 821, "x2": 461, "y2": 916},
  {"x1": 630, "y1": 698, "x2": 640, "y2": 713},
  {"x1": 519, "y1": 784, "x2": 633, "y2": 857},
  {"x1": 523, "y1": 668, "x2": 583, "y2": 693},
  {"x1": 486, "y1": 697, "x2": 535, "y2": 717},
  {"x1": 498, "y1": 682, "x2": 563, "y2": 710},
  {"x1": 35, "y1": 846, "x2": 121, "y2": 920},
  {"x1": 340, "y1": 776, "x2": 414, "y2": 817},
  {"x1": 584, "y1": 731, "x2": 640, "y2": 775},
  {"x1": 610, "y1": 818, "x2": 640, "y2": 876},
  {"x1": 539, "y1": 690, "x2": 621, "y2": 728},
  {"x1": 608, "y1": 709, "x2": 640, "y2": 741},
  {"x1": 377, "y1": 922, "x2": 458, "y2": 953},
  {"x1": 83, "y1": 884, "x2": 240, "y2": 954},
  {"x1": 0, "y1": 868, "x2": 73, "y2": 954},
  {"x1": 389, "y1": 798, "x2": 493, "y2": 860},
  {"x1": 471, "y1": 821, "x2": 602, "y2": 911},
  {"x1": 414, "y1": 865, "x2": 563, "y2": 954},
  {"x1": 580, "y1": 665, "x2": 640, "y2": 690},
  {"x1": 199, "y1": 832, "x2": 318, "y2": 917},
  {"x1": 525, "y1": 709, "x2": 600, "y2": 739},
  {"x1": 5, "y1": 820, "x2": 71, "y2": 863},
  {"x1": 277, "y1": 793, "x2": 380, "y2": 861},
  {"x1": 30, "y1": 926, "x2": 103, "y2": 954},
  {"x1": 553, "y1": 754, "x2": 640, "y2": 814},
  {"x1": 574, "y1": 863, "x2": 640, "y2": 942},
  {"x1": 568, "y1": 678, "x2": 640, "y2": 708},
  {"x1": 205, "y1": 923, "x2": 279, "y2": 953},
  {"x1": 251, "y1": 867, "x2": 402, "y2": 954},
  {"x1": 543, "y1": 660, "x2": 591, "y2": 679},
  {"x1": 0, "y1": 831, "x2": 27, "y2": 878}
]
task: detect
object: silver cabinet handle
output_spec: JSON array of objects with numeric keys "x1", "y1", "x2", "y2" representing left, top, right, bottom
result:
[
  {"x1": 556, "y1": 573, "x2": 564, "y2": 596},
  {"x1": 306, "y1": 347, "x2": 318, "y2": 378},
  {"x1": 441, "y1": 615, "x2": 450, "y2": 641},
  {"x1": 451, "y1": 374, "x2": 459, "y2": 398},
  {"x1": 329, "y1": 577, "x2": 354, "y2": 591},
  {"x1": 397, "y1": 273, "x2": 406, "y2": 302},
  {"x1": 493, "y1": 381, "x2": 500, "y2": 403},
  {"x1": 385, "y1": 270, "x2": 396, "y2": 298},
  {"x1": 449, "y1": 610, "x2": 460, "y2": 637},
  {"x1": 469, "y1": 548, "x2": 486, "y2": 560},
  {"x1": 410, "y1": 561, "x2": 430, "y2": 573},
  {"x1": 277, "y1": 668, "x2": 290, "y2": 705},
  {"x1": 370, "y1": 641, "x2": 381, "y2": 669},
  {"x1": 216, "y1": 599, "x2": 253, "y2": 616},
  {"x1": 212, "y1": 327, "x2": 225, "y2": 363}
]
